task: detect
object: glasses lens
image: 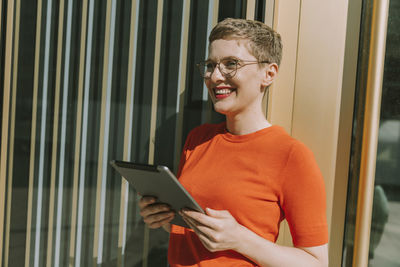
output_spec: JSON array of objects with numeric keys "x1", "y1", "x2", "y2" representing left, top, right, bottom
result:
[
  {"x1": 220, "y1": 59, "x2": 237, "y2": 78},
  {"x1": 197, "y1": 60, "x2": 238, "y2": 78},
  {"x1": 197, "y1": 62, "x2": 213, "y2": 78}
]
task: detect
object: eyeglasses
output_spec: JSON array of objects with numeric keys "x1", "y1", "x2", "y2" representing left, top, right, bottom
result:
[{"x1": 196, "y1": 58, "x2": 269, "y2": 79}]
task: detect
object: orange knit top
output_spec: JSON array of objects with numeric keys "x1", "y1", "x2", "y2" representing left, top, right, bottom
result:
[{"x1": 168, "y1": 123, "x2": 328, "y2": 266}]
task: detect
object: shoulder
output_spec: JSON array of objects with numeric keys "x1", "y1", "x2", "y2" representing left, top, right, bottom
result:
[
  {"x1": 266, "y1": 126, "x2": 316, "y2": 159},
  {"x1": 187, "y1": 122, "x2": 225, "y2": 141},
  {"x1": 184, "y1": 122, "x2": 225, "y2": 149},
  {"x1": 260, "y1": 126, "x2": 301, "y2": 155}
]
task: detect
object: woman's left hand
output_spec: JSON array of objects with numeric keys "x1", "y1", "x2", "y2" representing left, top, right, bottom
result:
[{"x1": 180, "y1": 208, "x2": 244, "y2": 252}]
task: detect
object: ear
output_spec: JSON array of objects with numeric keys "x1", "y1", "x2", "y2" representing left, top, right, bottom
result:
[{"x1": 261, "y1": 63, "x2": 279, "y2": 89}]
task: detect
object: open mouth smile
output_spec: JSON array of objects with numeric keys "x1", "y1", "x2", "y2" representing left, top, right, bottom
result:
[{"x1": 214, "y1": 86, "x2": 236, "y2": 99}]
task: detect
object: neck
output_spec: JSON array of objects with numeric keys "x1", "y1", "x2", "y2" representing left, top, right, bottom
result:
[{"x1": 225, "y1": 110, "x2": 271, "y2": 135}]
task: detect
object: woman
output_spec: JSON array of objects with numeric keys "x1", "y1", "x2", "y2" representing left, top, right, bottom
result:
[{"x1": 139, "y1": 18, "x2": 328, "y2": 267}]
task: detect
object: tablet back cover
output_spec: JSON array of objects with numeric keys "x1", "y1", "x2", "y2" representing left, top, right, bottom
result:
[{"x1": 110, "y1": 160, "x2": 203, "y2": 227}]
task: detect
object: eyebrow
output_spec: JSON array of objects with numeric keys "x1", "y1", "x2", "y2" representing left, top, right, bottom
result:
[{"x1": 205, "y1": 56, "x2": 239, "y2": 62}]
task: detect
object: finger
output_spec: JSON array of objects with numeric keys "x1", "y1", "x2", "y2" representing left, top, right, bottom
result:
[
  {"x1": 182, "y1": 215, "x2": 217, "y2": 241},
  {"x1": 182, "y1": 215, "x2": 206, "y2": 235},
  {"x1": 147, "y1": 213, "x2": 175, "y2": 229},
  {"x1": 140, "y1": 203, "x2": 173, "y2": 218},
  {"x1": 182, "y1": 216, "x2": 219, "y2": 251},
  {"x1": 144, "y1": 211, "x2": 175, "y2": 227},
  {"x1": 181, "y1": 209, "x2": 218, "y2": 229},
  {"x1": 139, "y1": 196, "x2": 157, "y2": 208}
]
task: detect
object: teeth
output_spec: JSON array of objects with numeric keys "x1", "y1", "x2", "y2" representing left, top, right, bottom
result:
[{"x1": 215, "y1": 89, "x2": 232, "y2": 95}]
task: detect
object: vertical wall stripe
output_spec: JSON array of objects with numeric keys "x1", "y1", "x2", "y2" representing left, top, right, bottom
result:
[
  {"x1": 0, "y1": 0, "x2": 14, "y2": 265},
  {"x1": 97, "y1": 0, "x2": 117, "y2": 264},
  {"x1": 264, "y1": 0, "x2": 275, "y2": 28},
  {"x1": 118, "y1": 0, "x2": 140, "y2": 264},
  {"x1": 246, "y1": 0, "x2": 256, "y2": 19},
  {"x1": 148, "y1": 0, "x2": 164, "y2": 165},
  {"x1": 46, "y1": 0, "x2": 65, "y2": 265},
  {"x1": 34, "y1": 0, "x2": 53, "y2": 265},
  {"x1": 73, "y1": 0, "x2": 93, "y2": 265},
  {"x1": 92, "y1": 0, "x2": 116, "y2": 264},
  {"x1": 0, "y1": 0, "x2": 3, "y2": 41},
  {"x1": 143, "y1": 1, "x2": 164, "y2": 266},
  {"x1": 201, "y1": 0, "x2": 219, "y2": 125},
  {"x1": 174, "y1": 0, "x2": 191, "y2": 170},
  {"x1": 54, "y1": 0, "x2": 73, "y2": 265},
  {"x1": 25, "y1": 0, "x2": 43, "y2": 266},
  {"x1": 4, "y1": 0, "x2": 21, "y2": 266}
]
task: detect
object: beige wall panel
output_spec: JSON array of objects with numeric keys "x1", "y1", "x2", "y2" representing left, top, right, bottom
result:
[
  {"x1": 290, "y1": 0, "x2": 349, "y2": 261},
  {"x1": 270, "y1": 0, "x2": 301, "y2": 247},
  {"x1": 268, "y1": 0, "x2": 300, "y2": 134}
]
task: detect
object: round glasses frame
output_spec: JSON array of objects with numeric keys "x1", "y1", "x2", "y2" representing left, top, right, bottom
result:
[{"x1": 196, "y1": 59, "x2": 270, "y2": 79}]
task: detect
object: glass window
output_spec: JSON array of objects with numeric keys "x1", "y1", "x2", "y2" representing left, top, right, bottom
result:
[
  {"x1": 368, "y1": 1, "x2": 400, "y2": 265},
  {"x1": 342, "y1": 0, "x2": 400, "y2": 266},
  {"x1": 0, "y1": 0, "x2": 270, "y2": 266}
]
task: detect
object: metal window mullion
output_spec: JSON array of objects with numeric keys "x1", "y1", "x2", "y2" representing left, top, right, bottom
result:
[{"x1": 352, "y1": 0, "x2": 390, "y2": 266}]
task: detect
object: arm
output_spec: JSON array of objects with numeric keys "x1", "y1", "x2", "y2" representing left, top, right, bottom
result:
[
  {"x1": 181, "y1": 208, "x2": 328, "y2": 267},
  {"x1": 236, "y1": 222, "x2": 328, "y2": 267}
]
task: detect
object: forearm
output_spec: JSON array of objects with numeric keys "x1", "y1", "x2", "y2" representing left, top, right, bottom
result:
[{"x1": 234, "y1": 225, "x2": 327, "y2": 267}]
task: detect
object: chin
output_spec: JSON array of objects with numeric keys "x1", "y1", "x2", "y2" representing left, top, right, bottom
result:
[{"x1": 213, "y1": 104, "x2": 231, "y2": 115}]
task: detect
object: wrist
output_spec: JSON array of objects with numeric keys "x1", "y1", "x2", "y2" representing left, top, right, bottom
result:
[{"x1": 233, "y1": 224, "x2": 252, "y2": 253}]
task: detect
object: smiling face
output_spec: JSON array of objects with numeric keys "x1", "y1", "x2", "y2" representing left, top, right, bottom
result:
[{"x1": 205, "y1": 38, "x2": 273, "y2": 118}]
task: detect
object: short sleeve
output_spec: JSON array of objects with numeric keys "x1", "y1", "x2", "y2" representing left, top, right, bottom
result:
[{"x1": 280, "y1": 142, "x2": 328, "y2": 247}]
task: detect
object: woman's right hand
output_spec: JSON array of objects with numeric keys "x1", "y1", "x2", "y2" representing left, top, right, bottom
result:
[{"x1": 139, "y1": 196, "x2": 175, "y2": 231}]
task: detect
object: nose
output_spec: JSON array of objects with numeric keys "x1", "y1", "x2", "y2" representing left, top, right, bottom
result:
[{"x1": 210, "y1": 63, "x2": 225, "y2": 82}]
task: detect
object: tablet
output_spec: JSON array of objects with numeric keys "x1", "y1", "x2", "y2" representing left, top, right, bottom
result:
[{"x1": 110, "y1": 160, "x2": 204, "y2": 228}]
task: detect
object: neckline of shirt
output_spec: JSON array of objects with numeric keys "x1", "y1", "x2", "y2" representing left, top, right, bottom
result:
[{"x1": 218, "y1": 122, "x2": 280, "y2": 143}]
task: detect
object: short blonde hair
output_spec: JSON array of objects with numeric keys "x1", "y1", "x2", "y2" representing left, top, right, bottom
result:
[{"x1": 209, "y1": 18, "x2": 282, "y2": 66}]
